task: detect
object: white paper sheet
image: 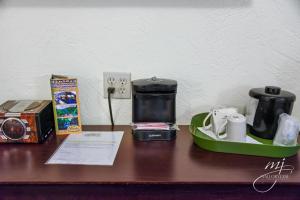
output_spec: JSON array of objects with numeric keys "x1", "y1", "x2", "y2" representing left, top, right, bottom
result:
[
  {"x1": 198, "y1": 127, "x2": 262, "y2": 144},
  {"x1": 46, "y1": 131, "x2": 123, "y2": 166}
]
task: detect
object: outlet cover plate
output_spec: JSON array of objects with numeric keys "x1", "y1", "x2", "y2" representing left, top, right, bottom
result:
[{"x1": 103, "y1": 72, "x2": 131, "y2": 99}]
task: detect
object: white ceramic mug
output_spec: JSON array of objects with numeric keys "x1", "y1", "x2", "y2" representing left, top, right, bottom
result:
[
  {"x1": 203, "y1": 106, "x2": 238, "y2": 136},
  {"x1": 223, "y1": 114, "x2": 247, "y2": 142}
]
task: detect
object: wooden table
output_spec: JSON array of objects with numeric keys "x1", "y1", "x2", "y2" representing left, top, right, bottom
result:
[{"x1": 0, "y1": 125, "x2": 299, "y2": 200}]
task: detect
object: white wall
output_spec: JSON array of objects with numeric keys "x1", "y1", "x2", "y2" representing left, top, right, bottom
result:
[{"x1": 0, "y1": 0, "x2": 300, "y2": 125}]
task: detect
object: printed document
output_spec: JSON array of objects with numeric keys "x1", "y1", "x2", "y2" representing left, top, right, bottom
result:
[{"x1": 46, "y1": 131, "x2": 123, "y2": 166}]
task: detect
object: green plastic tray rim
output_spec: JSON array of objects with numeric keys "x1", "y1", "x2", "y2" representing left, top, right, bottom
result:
[{"x1": 190, "y1": 113, "x2": 300, "y2": 158}]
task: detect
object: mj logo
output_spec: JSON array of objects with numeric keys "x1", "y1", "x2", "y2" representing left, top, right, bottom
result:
[{"x1": 253, "y1": 158, "x2": 294, "y2": 193}]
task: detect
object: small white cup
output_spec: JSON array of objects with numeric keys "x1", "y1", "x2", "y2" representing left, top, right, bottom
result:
[{"x1": 225, "y1": 114, "x2": 247, "y2": 142}]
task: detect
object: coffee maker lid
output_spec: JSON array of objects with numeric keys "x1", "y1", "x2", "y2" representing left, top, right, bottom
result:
[
  {"x1": 249, "y1": 86, "x2": 296, "y2": 102},
  {"x1": 132, "y1": 77, "x2": 177, "y2": 93}
]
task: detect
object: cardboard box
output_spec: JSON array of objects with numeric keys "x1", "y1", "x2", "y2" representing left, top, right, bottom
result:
[{"x1": 0, "y1": 100, "x2": 54, "y2": 143}]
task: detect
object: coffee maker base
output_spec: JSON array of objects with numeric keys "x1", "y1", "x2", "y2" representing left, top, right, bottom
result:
[{"x1": 132, "y1": 129, "x2": 176, "y2": 141}]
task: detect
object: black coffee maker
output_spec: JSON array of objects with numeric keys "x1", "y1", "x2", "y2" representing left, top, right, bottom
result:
[{"x1": 132, "y1": 77, "x2": 177, "y2": 141}]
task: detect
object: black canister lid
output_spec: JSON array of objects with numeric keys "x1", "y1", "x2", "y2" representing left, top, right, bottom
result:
[
  {"x1": 249, "y1": 86, "x2": 296, "y2": 102},
  {"x1": 132, "y1": 77, "x2": 177, "y2": 93}
]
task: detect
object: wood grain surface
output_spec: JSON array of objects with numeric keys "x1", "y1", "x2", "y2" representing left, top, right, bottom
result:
[{"x1": 0, "y1": 125, "x2": 299, "y2": 199}]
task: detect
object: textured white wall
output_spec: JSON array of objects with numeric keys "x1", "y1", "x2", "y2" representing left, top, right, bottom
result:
[{"x1": 0, "y1": 0, "x2": 300, "y2": 125}]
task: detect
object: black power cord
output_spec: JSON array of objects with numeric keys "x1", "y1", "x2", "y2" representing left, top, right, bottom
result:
[{"x1": 107, "y1": 87, "x2": 115, "y2": 128}]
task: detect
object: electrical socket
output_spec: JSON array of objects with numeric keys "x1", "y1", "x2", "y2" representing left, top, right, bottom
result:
[{"x1": 103, "y1": 72, "x2": 131, "y2": 99}]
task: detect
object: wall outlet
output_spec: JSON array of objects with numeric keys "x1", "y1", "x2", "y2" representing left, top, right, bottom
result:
[{"x1": 103, "y1": 72, "x2": 131, "y2": 99}]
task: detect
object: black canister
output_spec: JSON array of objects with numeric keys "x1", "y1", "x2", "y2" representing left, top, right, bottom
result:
[
  {"x1": 132, "y1": 77, "x2": 177, "y2": 141},
  {"x1": 246, "y1": 86, "x2": 296, "y2": 139},
  {"x1": 132, "y1": 77, "x2": 177, "y2": 123}
]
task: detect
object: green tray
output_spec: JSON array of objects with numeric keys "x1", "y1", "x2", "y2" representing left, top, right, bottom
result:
[{"x1": 190, "y1": 113, "x2": 300, "y2": 158}]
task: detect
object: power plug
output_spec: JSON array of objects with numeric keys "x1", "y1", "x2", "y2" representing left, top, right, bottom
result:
[{"x1": 103, "y1": 72, "x2": 131, "y2": 99}]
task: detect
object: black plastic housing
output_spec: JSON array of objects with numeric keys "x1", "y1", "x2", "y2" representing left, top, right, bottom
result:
[
  {"x1": 35, "y1": 102, "x2": 54, "y2": 143},
  {"x1": 249, "y1": 86, "x2": 296, "y2": 139},
  {"x1": 133, "y1": 93, "x2": 176, "y2": 123},
  {"x1": 132, "y1": 129, "x2": 177, "y2": 141},
  {"x1": 132, "y1": 77, "x2": 177, "y2": 141}
]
